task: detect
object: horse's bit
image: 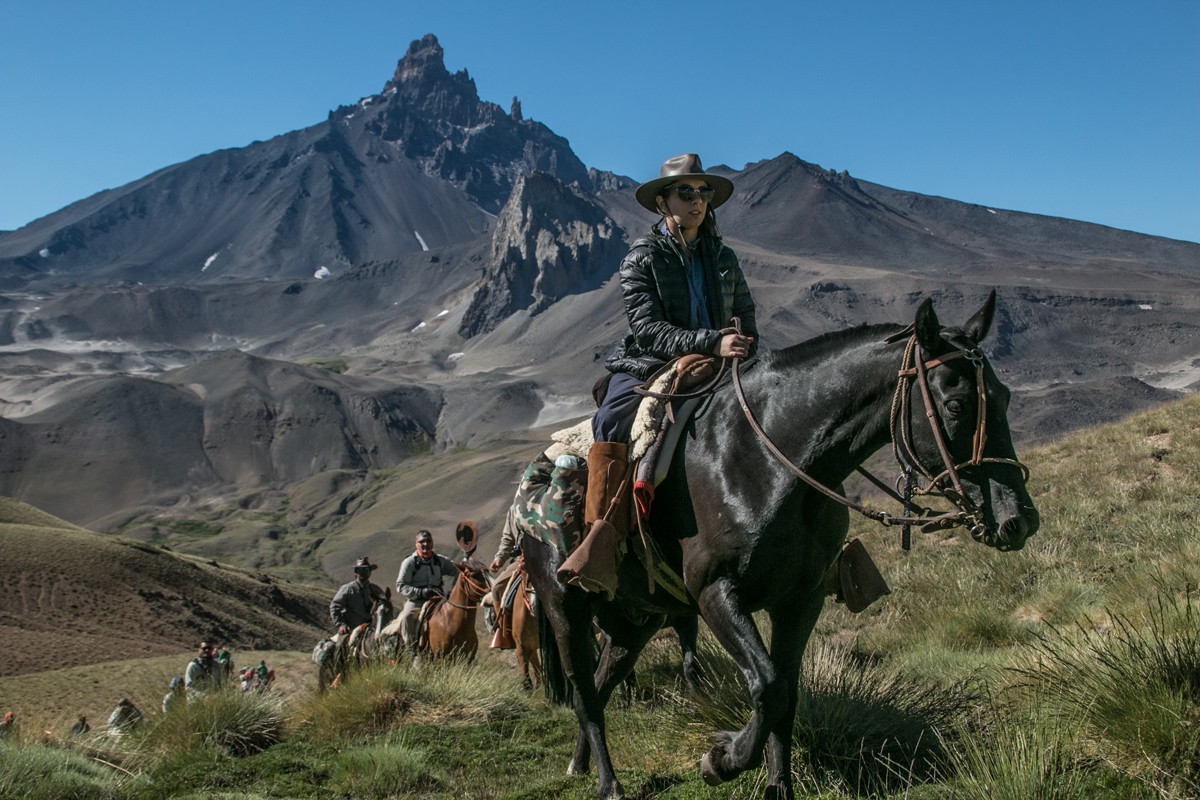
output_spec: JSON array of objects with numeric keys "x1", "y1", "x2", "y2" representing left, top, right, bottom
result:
[{"x1": 729, "y1": 323, "x2": 1029, "y2": 544}]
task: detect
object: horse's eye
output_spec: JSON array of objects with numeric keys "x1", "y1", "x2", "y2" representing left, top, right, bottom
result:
[{"x1": 945, "y1": 399, "x2": 965, "y2": 415}]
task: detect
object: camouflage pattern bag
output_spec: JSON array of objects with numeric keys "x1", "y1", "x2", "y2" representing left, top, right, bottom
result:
[{"x1": 512, "y1": 451, "x2": 587, "y2": 558}]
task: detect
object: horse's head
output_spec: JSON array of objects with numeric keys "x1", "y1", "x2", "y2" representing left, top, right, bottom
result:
[
  {"x1": 454, "y1": 558, "x2": 493, "y2": 603},
  {"x1": 371, "y1": 587, "x2": 395, "y2": 638},
  {"x1": 903, "y1": 291, "x2": 1039, "y2": 551}
]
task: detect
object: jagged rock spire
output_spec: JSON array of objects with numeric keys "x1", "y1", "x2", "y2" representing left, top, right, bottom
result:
[
  {"x1": 363, "y1": 34, "x2": 590, "y2": 212},
  {"x1": 390, "y1": 34, "x2": 451, "y2": 86},
  {"x1": 459, "y1": 173, "x2": 626, "y2": 338}
]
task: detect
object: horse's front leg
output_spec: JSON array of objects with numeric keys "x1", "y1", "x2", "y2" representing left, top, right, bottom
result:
[
  {"x1": 696, "y1": 578, "x2": 787, "y2": 787},
  {"x1": 763, "y1": 596, "x2": 823, "y2": 800}
]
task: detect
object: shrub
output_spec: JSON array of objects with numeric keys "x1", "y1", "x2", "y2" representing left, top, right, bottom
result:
[
  {"x1": 685, "y1": 637, "x2": 985, "y2": 796},
  {"x1": 0, "y1": 739, "x2": 125, "y2": 799},
  {"x1": 1016, "y1": 588, "x2": 1200, "y2": 798},
  {"x1": 132, "y1": 688, "x2": 285, "y2": 763}
]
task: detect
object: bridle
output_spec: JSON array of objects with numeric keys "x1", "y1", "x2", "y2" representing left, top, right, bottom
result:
[
  {"x1": 441, "y1": 563, "x2": 492, "y2": 611},
  {"x1": 729, "y1": 323, "x2": 1029, "y2": 545}
]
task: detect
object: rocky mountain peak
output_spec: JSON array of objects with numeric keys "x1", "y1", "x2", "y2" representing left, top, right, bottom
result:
[
  {"x1": 361, "y1": 34, "x2": 590, "y2": 211},
  {"x1": 383, "y1": 33, "x2": 479, "y2": 116},
  {"x1": 458, "y1": 172, "x2": 626, "y2": 338},
  {"x1": 390, "y1": 34, "x2": 451, "y2": 86}
]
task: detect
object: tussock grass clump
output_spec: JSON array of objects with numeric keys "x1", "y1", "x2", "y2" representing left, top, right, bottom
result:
[
  {"x1": 329, "y1": 734, "x2": 447, "y2": 796},
  {"x1": 295, "y1": 663, "x2": 413, "y2": 742},
  {"x1": 791, "y1": 642, "x2": 986, "y2": 795},
  {"x1": 938, "y1": 707, "x2": 1091, "y2": 800},
  {"x1": 296, "y1": 657, "x2": 531, "y2": 743},
  {"x1": 406, "y1": 654, "x2": 532, "y2": 723},
  {"x1": 684, "y1": 636, "x2": 985, "y2": 796},
  {"x1": 131, "y1": 688, "x2": 285, "y2": 762},
  {"x1": 0, "y1": 739, "x2": 125, "y2": 799},
  {"x1": 1016, "y1": 588, "x2": 1200, "y2": 799}
]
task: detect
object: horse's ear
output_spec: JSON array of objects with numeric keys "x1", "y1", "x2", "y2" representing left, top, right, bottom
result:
[
  {"x1": 962, "y1": 289, "x2": 997, "y2": 343},
  {"x1": 913, "y1": 298, "x2": 942, "y2": 352},
  {"x1": 384, "y1": 587, "x2": 391, "y2": 600}
]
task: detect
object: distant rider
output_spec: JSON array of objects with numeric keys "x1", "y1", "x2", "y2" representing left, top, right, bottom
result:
[
  {"x1": 395, "y1": 530, "x2": 457, "y2": 651},
  {"x1": 329, "y1": 556, "x2": 387, "y2": 635},
  {"x1": 185, "y1": 642, "x2": 221, "y2": 698},
  {"x1": 106, "y1": 698, "x2": 143, "y2": 735}
]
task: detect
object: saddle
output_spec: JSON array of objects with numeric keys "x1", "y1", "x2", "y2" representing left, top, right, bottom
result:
[
  {"x1": 415, "y1": 597, "x2": 442, "y2": 652},
  {"x1": 533, "y1": 356, "x2": 722, "y2": 603}
]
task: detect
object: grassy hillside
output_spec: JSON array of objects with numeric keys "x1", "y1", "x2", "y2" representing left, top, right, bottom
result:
[
  {"x1": 0, "y1": 397, "x2": 1197, "y2": 798},
  {"x1": 0, "y1": 497, "x2": 331, "y2": 678}
]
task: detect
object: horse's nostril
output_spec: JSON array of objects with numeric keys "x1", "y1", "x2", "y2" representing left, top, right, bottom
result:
[{"x1": 999, "y1": 516, "x2": 1030, "y2": 549}]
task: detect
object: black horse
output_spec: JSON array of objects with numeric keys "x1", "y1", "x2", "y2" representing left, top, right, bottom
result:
[{"x1": 522, "y1": 293, "x2": 1040, "y2": 800}]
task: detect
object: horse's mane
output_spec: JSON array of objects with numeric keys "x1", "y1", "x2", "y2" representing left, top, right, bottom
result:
[{"x1": 764, "y1": 323, "x2": 904, "y2": 370}]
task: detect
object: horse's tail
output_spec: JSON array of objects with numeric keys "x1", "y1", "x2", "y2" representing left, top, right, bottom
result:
[{"x1": 538, "y1": 602, "x2": 573, "y2": 707}]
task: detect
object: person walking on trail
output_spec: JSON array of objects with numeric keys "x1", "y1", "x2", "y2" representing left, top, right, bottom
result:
[
  {"x1": 330, "y1": 556, "x2": 387, "y2": 634},
  {"x1": 106, "y1": 698, "x2": 143, "y2": 735},
  {"x1": 185, "y1": 642, "x2": 221, "y2": 698},
  {"x1": 395, "y1": 530, "x2": 457, "y2": 651},
  {"x1": 557, "y1": 153, "x2": 758, "y2": 600},
  {"x1": 0, "y1": 710, "x2": 15, "y2": 739},
  {"x1": 162, "y1": 676, "x2": 185, "y2": 714},
  {"x1": 215, "y1": 649, "x2": 234, "y2": 685}
]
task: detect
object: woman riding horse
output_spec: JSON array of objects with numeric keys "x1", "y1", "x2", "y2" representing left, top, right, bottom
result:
[
  {"x1": 558, "y1": 153, "x2": 757, "y2": 599},
  {"x1": 525, "y1": 290, "x2": 1040, "y2": 800}
]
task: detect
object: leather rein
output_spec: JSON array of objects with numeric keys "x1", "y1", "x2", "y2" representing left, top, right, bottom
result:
[
  {"x1": 722, "y1": 323, "x2": 1029, "y2": 543},
  {"x1": 440, "y1": 564, "x2": 492, "y2": 611}
]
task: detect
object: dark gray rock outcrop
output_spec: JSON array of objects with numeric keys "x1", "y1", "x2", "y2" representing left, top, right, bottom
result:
[{"x1": 458, "y1": 172, "x2": 625, "y2": 337}]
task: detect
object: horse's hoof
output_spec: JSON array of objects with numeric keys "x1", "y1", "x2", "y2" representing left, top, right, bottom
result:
[
  {"x1": 600, "y1": 782, "x2": 625, "y2": 800},
  {"x1": 700, "y1": 752, "x2": 724, "y2": 786},
  {"x1": 764, "y1": 785, "x2": 795, "y2": 800}
]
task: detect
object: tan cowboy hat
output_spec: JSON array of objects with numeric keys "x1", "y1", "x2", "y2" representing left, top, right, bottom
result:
[
  {"x1": 634, "y1": 153, "x2": 734, "y2": 214},
  {"x1": 353, "y1": 556, "x2": 377, "y2": 571}
]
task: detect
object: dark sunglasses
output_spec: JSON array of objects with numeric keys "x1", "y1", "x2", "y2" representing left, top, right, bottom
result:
[
  {"x1": 669, "y1": 185, "x2": 715, "y2": 203},
  {"x1": 354, "y1": 566, "x2": 372, "y2": 574}
]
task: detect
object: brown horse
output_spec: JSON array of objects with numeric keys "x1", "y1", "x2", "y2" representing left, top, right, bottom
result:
[
  {"x1": 489, "y1": 563, "x2": 541, "y2": 690},
  {"x1": 423, "y1": 558, "x2": 492, "y2": 659}
]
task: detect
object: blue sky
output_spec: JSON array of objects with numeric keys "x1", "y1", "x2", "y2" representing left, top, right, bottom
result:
[{"x1": 2, "y1": 0, "x2": 1197, "y2": 243}]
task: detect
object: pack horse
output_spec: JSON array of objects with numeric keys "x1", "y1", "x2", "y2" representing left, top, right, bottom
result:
[{"x1": 521, "y1": 293, "x2": 1040, "y2": 800}]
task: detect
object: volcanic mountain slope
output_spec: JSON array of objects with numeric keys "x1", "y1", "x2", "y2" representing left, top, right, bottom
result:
[
  {"x1": 716, "y1": 154, "x2": 1200, "y2": 278},
  {"x1": 0, "y1": 496, "x2": 330, "y2": 678},
  {"x1": 0, "y1": 34, "x2": 596, "y2": 288},
  {"x1": 0, "y1": 350, "x2": 444, "y2": 525}
]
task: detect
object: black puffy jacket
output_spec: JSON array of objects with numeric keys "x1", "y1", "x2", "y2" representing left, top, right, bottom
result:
[{"x1": 605, "y1": 227, "x2": 758, "y2": 380}]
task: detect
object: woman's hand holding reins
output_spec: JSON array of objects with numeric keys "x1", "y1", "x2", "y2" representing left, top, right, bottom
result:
[{"x1": 713, "y1": 332, "x2": 753, "y2": 358}]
